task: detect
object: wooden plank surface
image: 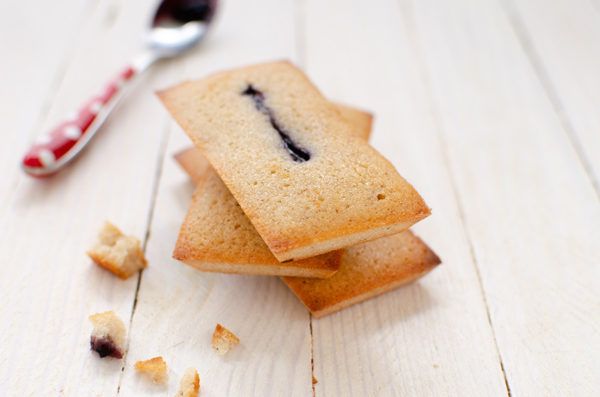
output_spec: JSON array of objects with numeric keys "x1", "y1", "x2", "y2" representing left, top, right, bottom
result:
[
  {"x1": 303, "y1": 0, "x2": 508, "y2": 395},
  {"x1": 0, "y1": 0, "x2": 175, "y2": 395},
  {"x1": 409, "y1": 0, "x2": 600, "y2": 395},
  {"x1": 0, "y1": 0, "x2": 598, "y2": 395},
  {"x1": 119, "y1": 0, "x2": 313, "y2": 396},
  {"x1": 504, "y1": 0, "x2": 600, "y2": 192}
]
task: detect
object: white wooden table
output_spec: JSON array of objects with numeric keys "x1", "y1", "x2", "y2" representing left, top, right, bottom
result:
[{"x1": 1, "y1": 0, "x2": 599, "y2": 395}]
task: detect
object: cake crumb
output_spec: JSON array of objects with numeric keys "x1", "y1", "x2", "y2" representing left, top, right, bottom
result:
[
  {"x1": 175, "y1": 368, "x2": 200, "y2": 397},
  {"x1": 87, "y1": 222, "x2": 147, "y2": 279},
  {"x1": 211, "y1": 324, "x2": 239, "y2": 355},
  {"x1": 89, "y1": 311, "x2": 126, "y2": 359},
  {"x1": 135, "y1": 356, "x2": 168, "y2": 384}
]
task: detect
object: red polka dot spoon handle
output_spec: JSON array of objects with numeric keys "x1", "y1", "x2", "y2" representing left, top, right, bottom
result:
[
  {"x1": 21, "y1": 0, "x2": 218, "y2": 177},
  {"x1": 21, "y1": 66, "x2": 138, "y2": 176}
]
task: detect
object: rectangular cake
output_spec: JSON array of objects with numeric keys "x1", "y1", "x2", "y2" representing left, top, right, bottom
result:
[
  {"x1": 159, "y1": 61, "x2": 430, "y2": 261},
  {"x1": 175, "y1": 156, "x2": 441, "y2": 315},
  {"x1": 173, "y1": 104, "x2": 373, "y2": 278},
  {"x1": 282, "y1": 231, "x2": 441, "y2": 317},
  {"x1": 175, "y1": 171, "x2": 341, "y2": 277}
]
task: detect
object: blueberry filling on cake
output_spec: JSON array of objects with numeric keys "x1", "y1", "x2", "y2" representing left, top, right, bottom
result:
[
  {"x1": 242, "y1": 85, "x2": 311, "y2": 162},
  {"x1": 90, "y1": 335, "x2": 123, "y2": 358}
]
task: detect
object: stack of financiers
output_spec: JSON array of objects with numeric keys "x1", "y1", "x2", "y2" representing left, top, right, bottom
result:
[{"x1": 158, "y1": 61, "x2": 441, "y2": 318}]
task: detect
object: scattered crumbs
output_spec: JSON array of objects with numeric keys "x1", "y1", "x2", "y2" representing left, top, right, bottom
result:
[
  {"x1": 175, "y1": 368, "x2": 200, "y2": 397},
  {"x1": 211, "y1": 323, "x2": 240, "y2": 355},
  {"x1": 89, "y1": 311, "x2": 126, "y2": 359},
  {"x1": 135, "y1": 356, "x2": 168, "y2": 384}
]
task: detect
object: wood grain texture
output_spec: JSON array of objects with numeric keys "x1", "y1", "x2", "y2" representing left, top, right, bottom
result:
[
  {"x1": 0, "y1": 0, "x2": 177, "y2": 395},
  {"x1": 1, "y1": 0, "x2": 599, "y2": 395},
  {"x1": 303, "y1": 0, "x2": 508, "y2": 395},
  {"x1": 503, "y1": 0, "x2": 600, "y2": 193},
  {"x1": 119, "y1": 0, "x2": 313, "y2": 396},
  {"x1": 410, "y1": 0, "x2": 600, "y2": 395}
]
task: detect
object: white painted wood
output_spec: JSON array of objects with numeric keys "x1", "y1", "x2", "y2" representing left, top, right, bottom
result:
[
  {"x1": 409, "y1": 0, "x2": 600, "y2": 396},
  {"x1": 119, "y1": 0, "x2": 313, "y2": 396},
  {"x1": 0, "y1": 0, "x2": 179, "y2": 395},
  {"x1": 503, "y1": 0, "x2": 600, "y2": 191},
  {"x1": 2, "y1": 0, "x2": 599, "y2": 395},
  {"x1": 304, "y1": 0, "x2": 508, "y2": 395}
]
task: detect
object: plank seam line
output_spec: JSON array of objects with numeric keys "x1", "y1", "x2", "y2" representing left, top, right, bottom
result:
[
  {"x1": 502, "y1": 0, "x2": 600, "y2": 199},
  {"x1": 309, "y1": 314, "x2": 316, "y2": 397},
  {"x1": 425, "y1": 87, "x2": 514, "y2": 397},
  {"x1": 399, "y1": 0, "x2": 512, "y2": 395},
  {"x1": 115, "y1": 118, "x2": 173, "y2": 396}
]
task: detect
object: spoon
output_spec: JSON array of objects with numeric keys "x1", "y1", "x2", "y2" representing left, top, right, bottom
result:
[{"x1": 21, "y1": 0, "x2": 218, "y2": 177}]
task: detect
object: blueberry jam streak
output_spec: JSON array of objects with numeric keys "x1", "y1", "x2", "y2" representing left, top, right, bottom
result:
[{"x1": 242, "y1": 85, "x2": 311, "y2": 162}]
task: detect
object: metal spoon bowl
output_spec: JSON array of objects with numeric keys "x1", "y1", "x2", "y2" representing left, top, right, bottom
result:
[{"x1": 149, "y1": 0, "x2": 216, "y2": 57}]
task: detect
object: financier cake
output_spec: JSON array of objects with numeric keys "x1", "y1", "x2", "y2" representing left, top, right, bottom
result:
[
  {"x1": 282, "y1": 231, "x2": 441, "y2": 317},
  {"x1": 158, "y1": 61, "x2": 430, "y2": 261},
  {"x1": 176, "y1": 158, "x2": 441, "y2": 317},
  {"x1": 173, "y1": 104, "x2": 372, "y2": 278},
  {"x1": 176, "y1": 112, "x2": 440, "y2": 317}
]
